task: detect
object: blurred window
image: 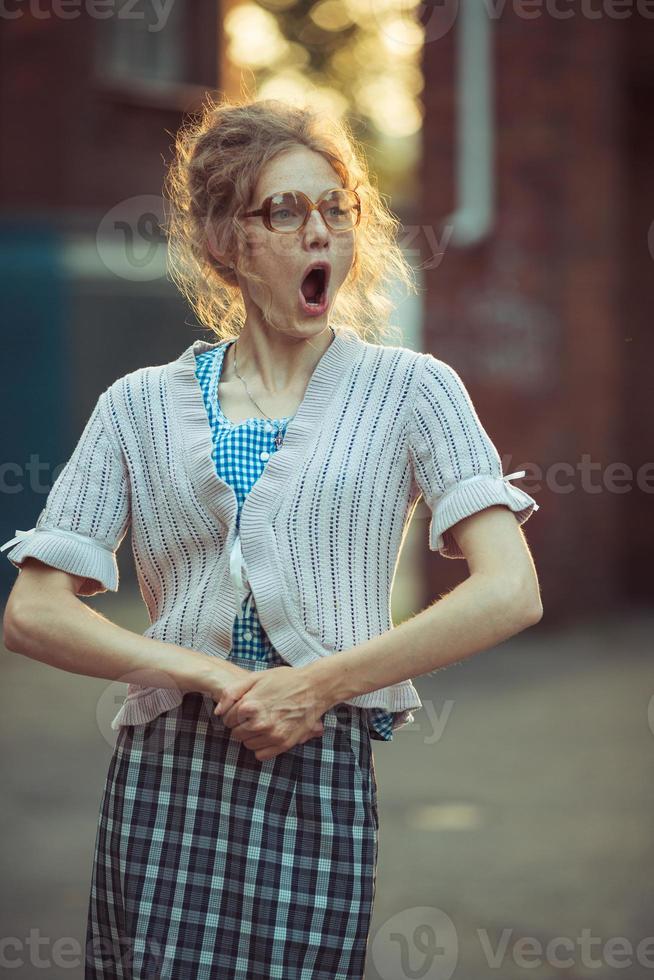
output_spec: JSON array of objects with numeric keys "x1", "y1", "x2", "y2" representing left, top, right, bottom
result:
[{"x1": 94, "y1": 0, "x2": 188, "y2": 86}]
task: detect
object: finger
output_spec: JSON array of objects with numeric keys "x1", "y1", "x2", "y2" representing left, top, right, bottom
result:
[
  {"x1": 243, "y1": 717, "x2": 322, "y2": 746},
  {"x1": 220, "y1": 699, "x2": 257, "y2": 727},
  {"x1": 214, "y1": 697, "x2": 240, "y2": 723},
  {"x1": 213, "y1": 692, "x2": 245, "y2": 718},
  {"x1": 213, "y1": 676, "x2": 260, "y2": 717},
  {"x1": 229, "y1": 726, "x2": 261, "y2": 743},
  {"x1": 243, "y1": 734, "x2": 275, "y2": 751}
]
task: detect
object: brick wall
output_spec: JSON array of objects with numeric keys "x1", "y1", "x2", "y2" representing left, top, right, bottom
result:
[{"x1": 420, "y1": 8, "x2": 652, "y2": 620}]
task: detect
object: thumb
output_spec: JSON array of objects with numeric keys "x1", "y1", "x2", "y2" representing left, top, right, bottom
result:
[{"x1": 214, "y1": 673, "x2": 257, "y2": 716}]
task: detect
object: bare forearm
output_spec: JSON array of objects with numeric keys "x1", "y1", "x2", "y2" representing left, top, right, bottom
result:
[
  {"x1": 4, "y1": 595, "x2": 235, "y2": 697},
  {"x1": 311, "y1": 573, "x2": 542, "y2": 704}
]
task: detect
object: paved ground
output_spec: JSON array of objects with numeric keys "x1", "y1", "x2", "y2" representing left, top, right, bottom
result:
[{"x1": 1, "y1": 597, "x2": 652, "y2": 979}]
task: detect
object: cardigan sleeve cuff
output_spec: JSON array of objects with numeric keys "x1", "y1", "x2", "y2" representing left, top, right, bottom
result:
[
  {"x1": 0, "y1": 526, "x2": 120, "y2": 596},
  {"x1": 430, "y1": 471, "x2": 540, "y2": 559}
]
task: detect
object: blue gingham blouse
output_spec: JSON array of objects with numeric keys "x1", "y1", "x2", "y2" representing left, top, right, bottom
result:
[{"x1": 195, "y1": 339, "x2": 396, "y2": 741}]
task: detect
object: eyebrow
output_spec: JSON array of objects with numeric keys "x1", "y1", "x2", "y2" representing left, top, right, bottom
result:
[{"x1": 259, "y1": 186, "x2": 342, "y2": 206}]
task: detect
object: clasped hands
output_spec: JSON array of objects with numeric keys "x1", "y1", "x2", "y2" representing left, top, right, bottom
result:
[{"x1": 208, "y1": 662, "x2": 334, "y2": 762}]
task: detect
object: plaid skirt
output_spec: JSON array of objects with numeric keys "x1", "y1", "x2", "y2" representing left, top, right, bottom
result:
[{"x1": 84, "y1": 650, "x2": 379, "y2": 979}]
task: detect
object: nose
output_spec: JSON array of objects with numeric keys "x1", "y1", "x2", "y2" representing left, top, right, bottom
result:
[{"x1": 302, "y1": 204, "x2": 331, "y2": 241}]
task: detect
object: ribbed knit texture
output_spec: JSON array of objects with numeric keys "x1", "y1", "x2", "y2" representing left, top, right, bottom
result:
[
  {"x1": 408, "y1": 353, "x2": 540, "y2": 557},
  {"x1": 2, "y1": 326, "x2": 539, "y2": 732},
  {"x1": 195, "y1": 339, "x2": 405, "y2": 741}
]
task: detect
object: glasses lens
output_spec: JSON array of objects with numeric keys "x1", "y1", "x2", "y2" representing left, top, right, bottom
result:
[
  {"x1": 269, "y1": 192, "x2": 305, "y2": 231},
  {"x1": 319, "y1": 189, "x2": 359, "y2": 230},
  {"x1": 268, "y1": 190, "x2": 359, "y2": 232}
]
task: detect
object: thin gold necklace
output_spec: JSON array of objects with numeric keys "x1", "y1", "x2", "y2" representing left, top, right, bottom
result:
[{"x1": 232, "y1": 326, "x2": 336, "y2": 450}]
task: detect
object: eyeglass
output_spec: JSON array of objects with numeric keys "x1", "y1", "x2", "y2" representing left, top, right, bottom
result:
[{"x1": 242, "y1": 187, "x2": 361, "y2": 234}]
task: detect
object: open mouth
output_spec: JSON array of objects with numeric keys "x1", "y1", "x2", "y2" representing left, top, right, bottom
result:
[{"x1": 300, "y1": 266, "x2": 327, "y2": 307}]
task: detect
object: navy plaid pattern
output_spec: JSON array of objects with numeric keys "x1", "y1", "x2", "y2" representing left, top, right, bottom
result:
[
  {"x1": 195, "y1": 340, "x2": 396, "y2": 741},
  {"x1": 84, "y1": 340, "x2": 381, "y2": 977},
  {"x1": 84, "y1": 688, "x2": 378, "y2": 978}
]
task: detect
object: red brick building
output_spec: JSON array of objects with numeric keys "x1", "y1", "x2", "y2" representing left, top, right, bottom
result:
[
  {"x1": 0, "y1": 3, "x2": 221, "y2": 596},
  {"x1": 419, "y1": 7, "x2": 653, "y2": 621}
]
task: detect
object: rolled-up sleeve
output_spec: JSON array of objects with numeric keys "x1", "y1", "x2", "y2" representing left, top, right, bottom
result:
[
  {"x1": 1, "y1": 390, "x2": 131, "y2": 595},
  {"x1": 408, "y1": 354, "x2": 539, "y2": 559}
]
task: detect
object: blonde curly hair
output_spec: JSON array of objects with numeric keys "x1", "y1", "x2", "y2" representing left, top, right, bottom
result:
[{"x1": 163, "y1": 93, "x2": 418, "y2": 345}]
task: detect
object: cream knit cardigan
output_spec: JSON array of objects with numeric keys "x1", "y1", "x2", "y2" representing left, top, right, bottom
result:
[{"x1": 2, "y1": 326, "x2": 539, "y2": 731}]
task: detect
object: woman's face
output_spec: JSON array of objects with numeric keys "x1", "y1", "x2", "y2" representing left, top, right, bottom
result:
[{"x1": 235, "y1": 145, "x2": 357, "y2": 338}]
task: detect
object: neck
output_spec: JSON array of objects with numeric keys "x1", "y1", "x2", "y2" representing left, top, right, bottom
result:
[{"x1": 227, "y1": 325, "x2": 336, "y2": 397}]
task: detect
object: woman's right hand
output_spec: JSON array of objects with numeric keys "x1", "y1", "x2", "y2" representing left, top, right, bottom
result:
[
  {"x1": 198, "y1": 658, "x2": 325, "y2": 752},
  {"x1": 200, "y1": 659, "x2": 260, "y2": 715}
]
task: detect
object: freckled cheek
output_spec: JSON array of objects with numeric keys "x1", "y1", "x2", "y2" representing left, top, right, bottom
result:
[
  {"x1": 332, "y1": 243, "x2": 356, "y2": 288},
  {"x1": 333, "y1": 234, "x2": 355, "y2": 270},
  {"x1": 243, "y1": 254, "x2": 297, "y2": 308},
  {"x1": 247, "y1": 231, "x2": 298, "y2": 277},
  {"x1": 243, "y1": 229, "x2": 266, "y2": 265}
]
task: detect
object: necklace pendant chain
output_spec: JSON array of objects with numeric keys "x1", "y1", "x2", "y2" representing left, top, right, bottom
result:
[{"x1": 233, "y1": 326, "x2": 335, "y2": 452}]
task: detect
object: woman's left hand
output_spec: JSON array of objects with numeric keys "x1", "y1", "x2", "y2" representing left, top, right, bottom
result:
[{"x1": 213, "y1": 665, "x2": 332, "y2": 761}]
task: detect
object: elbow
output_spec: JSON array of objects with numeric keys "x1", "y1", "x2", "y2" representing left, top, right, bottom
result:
[
  {"x1": 517, "y1": 593, "x2": 543, "y2": 630},
  {"x1": 523, "y1": 598, "x2": 544, "y2": 627},
  {"x1": 3, "y1": 599, "x2": 27, "y2": 653},
  {"x1": 3, "y1": 595, "x2": 51, "y2": 655},
  {"x1": 501, "y1": 579, "x2": 543, "y2": 630}
]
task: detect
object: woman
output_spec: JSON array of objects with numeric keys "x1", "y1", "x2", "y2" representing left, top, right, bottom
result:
[{"x1": 2, "y1": 97, "x2": 542, "y2": 979}]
